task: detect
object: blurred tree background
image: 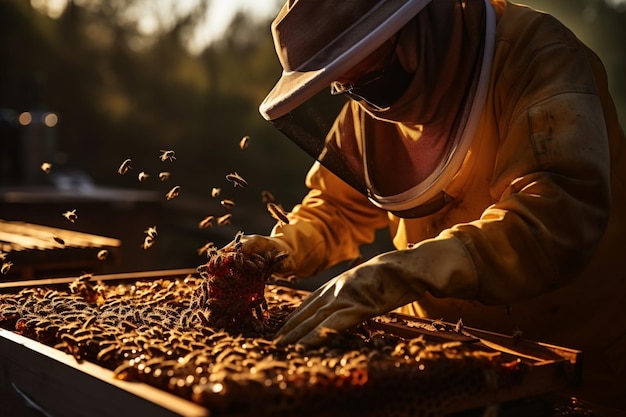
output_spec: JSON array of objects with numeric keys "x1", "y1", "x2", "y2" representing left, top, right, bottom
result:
[{"x1": 0, "y1": 0, "x2": 624, "y2": 276}]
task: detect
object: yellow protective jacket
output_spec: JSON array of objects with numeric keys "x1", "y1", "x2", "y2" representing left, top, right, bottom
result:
[{"x1": 270, "y1": 1, "x2": 626, "y2": 404}]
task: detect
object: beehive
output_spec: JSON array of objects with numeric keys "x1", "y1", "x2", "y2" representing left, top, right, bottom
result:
[{"x1": 0, "y1": 269, "x2": 581, "y2": 417}]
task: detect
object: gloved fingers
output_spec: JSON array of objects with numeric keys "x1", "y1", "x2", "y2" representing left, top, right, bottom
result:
[
  {"x1": 277, "y1": 305, "x2": 368, "y2": 346},
  {"x1": 274, "y1": 290, "x2": 330, "y2": 341},
  {"x1": 275, "y1": 283, "x2": 359, "y2": 344}
]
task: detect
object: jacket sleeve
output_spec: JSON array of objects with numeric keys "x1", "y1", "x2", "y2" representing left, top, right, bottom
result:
[{"x1": 270, "y1": 160, "x2": 390, "y2": 277}]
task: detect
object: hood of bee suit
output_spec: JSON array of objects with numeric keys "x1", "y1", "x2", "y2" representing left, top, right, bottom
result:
[{"x1": 261, "y1": 0, "x2": 496, "y2": 218}]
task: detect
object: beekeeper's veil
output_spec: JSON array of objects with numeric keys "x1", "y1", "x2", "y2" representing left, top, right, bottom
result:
[{"x1": 260, "y1": 0, "x2": 495, "y2": 218}]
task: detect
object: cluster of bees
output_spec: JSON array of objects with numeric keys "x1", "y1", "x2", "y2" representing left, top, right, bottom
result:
[
  {"x1": 0, "y1": 274, "x2": 517, "y2": 416},
  {"x1": 192, "y1": 232, "x2": 290, "y2": 334}
]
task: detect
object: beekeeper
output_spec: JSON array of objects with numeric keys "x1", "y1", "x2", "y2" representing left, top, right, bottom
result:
[{"x1": 243, "y1": 0, "x2": 626, "y2": 406}]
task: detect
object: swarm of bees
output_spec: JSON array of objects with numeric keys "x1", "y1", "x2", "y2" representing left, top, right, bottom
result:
[{"x1": 27, "y1": 133, "x2": 295, "y2": 277}]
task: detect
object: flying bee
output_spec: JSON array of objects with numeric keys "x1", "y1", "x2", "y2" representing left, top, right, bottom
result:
[
  {"x1": 211, "y1": 187, "x2": 221, "y2": 198},
  {"x1": 165, "y1": 185, "x2": 181, "y2": 200},
  {"x1": 62, "y1": 209, "x2": 78, "y2": 223},
  {"x1": 261, "y1": 190, "x2": 275, "y2": 204},
  {"x1": 267, "y1": 202, "x2": 290, "y2": 225},
  {"x1": 53, "y1": 235, "x2": 65, "y2": 245},
  {"x1": 225, "y1": 172, "x2": 248, "y2": 188},
  {"x1": 118, "y1": 158, "x2": 132, "y2": 175},
  {"x1": 1, "y1": 261, "x2": 13, "y2": 275},
  {"x1": 197, "y1": 242, "x2": 215, "y2": 256},
  {"x1": 159, "y1": 149, "x2": 176, "y2": 162},
  {"x1": 220, "y1": 199, "x2": 235, "y2": 209},
  {"x1": 216, "y1": 213, "x2": 232, "y2": 226},
  {"x1": 198, "y1": 216, "x2": 214, "y2": 229},
  {"x1": 138, "y1": 171, "x2": 149, "y2": 182},
  {"x1": 78, "y1": 273, "x2": 94, "y2": 282},
  {"x1": 142, "y1": 235, "x2": 155, "y2": 250},
  {"x1": 41, "y1": 162, "x2": 52, "y2": 173},
  {"x1": 97, "y1": 249, "x2": 109, "y2": 261},
  {"x1": 239, "y1": 135, "x2": 250, "y2": 149},
  {"x1": 158, "y1": 171, "x2": 170, "y2": 181},
  {"x1": 144, "y1": 226, "x2": 158, "y2": 238},
  {"x1": 454, "y1": 318, "x2": 464, "y2": 334}
]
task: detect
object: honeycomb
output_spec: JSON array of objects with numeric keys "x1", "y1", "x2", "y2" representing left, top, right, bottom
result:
[{"x1": 0, "y1": 274, "x2": 528, "y2": 417}]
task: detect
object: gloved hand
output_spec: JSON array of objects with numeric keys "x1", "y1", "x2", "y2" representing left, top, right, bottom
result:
[
  {"x1": 275, "y1": 236, "x2": 477, "y2": 346},
  {"x1": 239, "y1": 234, "x2": 296, "y2": 277}
]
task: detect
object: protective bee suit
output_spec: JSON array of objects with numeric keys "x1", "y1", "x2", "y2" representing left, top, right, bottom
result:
[{"x1": 246, "y1": 0, "x2": 626, "y2": 407}]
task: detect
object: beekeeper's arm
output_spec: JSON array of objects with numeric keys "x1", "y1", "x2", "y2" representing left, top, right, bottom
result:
[{"x1": 242, "y1": 159, "x2": 390, "y2": 277}]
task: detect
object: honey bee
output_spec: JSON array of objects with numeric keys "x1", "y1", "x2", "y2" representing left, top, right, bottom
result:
[
  {"x1": 216, "y1": 213, "x2": 232, "y2": 226},
  {"x1": 159, "y1": 150, "x2": 176, "y2": 162},
  {"x1": 138, "y1": 171, "x2": 150, "y2": 182},
  {"x1": 142, "y1": 235, "x2": 155, "y2": 250},
  {"x1": 40, "y1": 162, "x2": 52, "y2": 173},
  {"x1": 267, "y1": 202, "x2": 290, "y2": 225},
  {"x1": 118, "y1": 158, "x2": 132, "y2": 175},
  {"x1": 1, "y1": 261, "x2": 13, "y2": 274},
  {"x1": 165, "y1": 186, "x2": 181, "y2": 200},
  {"x1": 0, "y1": 252, "x2": 6, "y2": 261},
  {"x1": 53, "y1": 235, "x2": 65, "y2": 245},
  {"x1": 78, "y1": 273, "x2": 94, "y2": 282},
  {"x1": 239, "y1": 135, "x2": 250, "y2": 149},
  {"x1": 198, "y1": 216, "x2": 214, "y2": 229},
  {"x1": 62, "y1": 209, "x2": 78, "y2": 223},
  {"x1": 220, "y1": 199, "x2": 235, "y2": 209},
  {"x1": 144, "y1": 226, "x2": 158, "y2": 238},
  {"x1": 261, "y1": 190, "x2": 275, "y2": 204},
  {"x1": 97, "y1": 249, "x2": 109, "y2": 260},
  {"x1": 197, "y1": 242, "x2": 215, "y2": 256},
  {"x1": 454, "y1": 318, "x2": 464, "y2": 333},
  {"x1": 225, "y1": 172, "x2": 248, "y2": 188},
  {"x1": 211, "y1": 187, "x2": 221, "y2": 198},
  {"x1": 159, "y1": 171, "x2": 171, "y2": 181}
]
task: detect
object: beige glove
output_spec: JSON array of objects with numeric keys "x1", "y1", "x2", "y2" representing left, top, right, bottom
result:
[
  {"x1": 275, "y1": 235, "x2": 477, "y2": 346},
  {"x1": 239, "y1": 234, "x2": 297, "y2": 277}
]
